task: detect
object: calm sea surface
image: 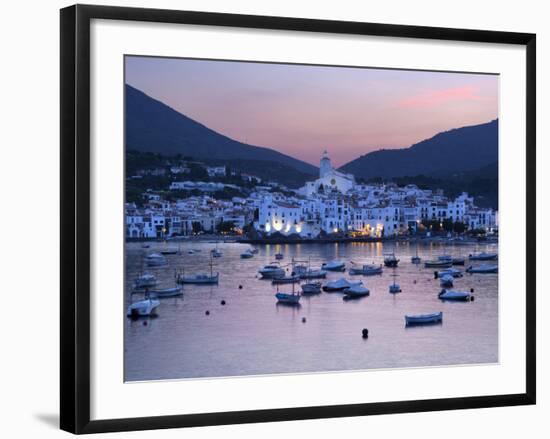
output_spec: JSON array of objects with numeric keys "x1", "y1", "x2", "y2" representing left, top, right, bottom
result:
[{"x1": 124, "y1": 240, "x2": 498, "y2": 381}]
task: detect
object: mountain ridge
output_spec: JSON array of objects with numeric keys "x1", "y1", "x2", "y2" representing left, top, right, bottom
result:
[
  {"x1": 125, "y1": 84, "x2": 318, "y2": 178},
  {"x1": 338, "y1": 119, "x2": 498, "y2": 179}
]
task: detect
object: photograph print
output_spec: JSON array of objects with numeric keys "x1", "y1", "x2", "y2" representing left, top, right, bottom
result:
[{"x1": 124, "y1": 56, "x2": 499, "y2": 382}]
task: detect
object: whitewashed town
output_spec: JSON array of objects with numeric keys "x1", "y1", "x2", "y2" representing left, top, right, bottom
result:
[{"x1": 125, "y1": 150, "x2": 498, "y2": 241}]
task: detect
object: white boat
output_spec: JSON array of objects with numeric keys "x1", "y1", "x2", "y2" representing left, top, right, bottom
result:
[
  {"x1": 405, "y1": 312, "x2": 443, "y2": 326},
  {"x1": 301, "y1": 282, "x2": 322, "y2": 294},
  {"x1": 127, "y1": 298, "x2": 160, "y2": 317},
  {"x1": 343, "y1": 284, "x2": 370, "y2": 299},
  {"x1": 258, "y1": 264, "x2": 285, "y2": 279},
  {"x1": 141, "y1": 244, "x2": 150, "y2": 249},
  {"x1": 349, "y1": 264, "x2": 383, "y2": 276},
  {"x1": 435, "y1": 268, "x2": 463, "y2": 278},
  {"x1": 424, "y1": 259, "x2": 452, "y2": 268},
  {"x1": 438, "y1": 289, "x2": 472, "y2": 301},
  {"x1": 133, "y1": 273, "x2": 158, "y2": 289},
  {"x1": 323, "y1": 278, "x2": 362, "y2": 292},
  {"x1": 466, "y1": 264, "x2": 498, "y2": 274},
  {"x1": 177, "y1": 255, "x2": 219, "y2": 284},
  {"x1": 272, "y1": 274, "x2": 300, "y2": 285},
  {"x1": 240, "y1": 249, "x2": 254, "y2": 259},
  {"x1": 250, "y1": 247, "x2": 259, "y2": 254},
  {"x1": 322, "y1": 260, "x2": 346, "y2": 271},
  {"x1": 293, "y1": 260, "x2": 327, "y2": 279},
  {"x1": 469, "y1": 252, "x2": 498, "y2": 261},
  {"x1": 146, "y1": 253, "x2": 166, "y2": 267},
  {"x1": 439, "y1": 274, "x2": 454, "y2": 288},
  {"x1": 149, "y1": 286, "x2": 183, "y2": 298},
  {"x1": 275, "y1": 253, "x2": 284, "y2": 260},
  {"x1": 211, "y1": 248, "x2": 222, "y2": 258},
  {"x1": 383, "y1": 253, "x2": 399, "y2": 267}
]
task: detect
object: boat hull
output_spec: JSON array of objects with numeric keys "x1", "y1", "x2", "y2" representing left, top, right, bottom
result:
[
  {"x1": 127, "y1": 299, "x2": 160, "y2": 317},
  {"x1": 272, "y1": 276, "x2": 300, "y2": 285},
  {"x1": 405, "y1": 312, "x2": 443, "y2": 326},
  {"x1": 275, "y1": 293, "x2": 301, "y2": 304},
  {"x1": 438, "y1": 290, "x2": 471, "y2": 301}
]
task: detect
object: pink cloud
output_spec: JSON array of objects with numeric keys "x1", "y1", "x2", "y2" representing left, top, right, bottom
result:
[{"x1": 396, "y1": 85, "x2": 485, "y2": 109}]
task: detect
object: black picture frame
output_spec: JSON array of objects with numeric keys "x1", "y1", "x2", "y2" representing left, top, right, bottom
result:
[{"x1": 60, "y1": 4, "x2": 536, "y2": 434}]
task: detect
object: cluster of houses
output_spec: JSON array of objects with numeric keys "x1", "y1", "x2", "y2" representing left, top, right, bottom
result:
[{"x1": 125, "y1": 151, "x2": 498, "y2": 239}]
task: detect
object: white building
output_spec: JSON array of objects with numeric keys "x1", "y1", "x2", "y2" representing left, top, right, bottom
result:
[{"x1": 300, "y1": 151, "x2": 355, "y2": 196}]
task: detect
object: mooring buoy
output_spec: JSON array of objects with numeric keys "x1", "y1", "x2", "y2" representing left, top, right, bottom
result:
[
  {"x1": 205, "y1": 310, "x2": 210, "y2": 316},
  {"x1": 302, "y1": 317, "x2": 306, "y2": 323},
  {"x1": 362, "y1": 328, "x2": 369, "y2": 338},
  {"x1": 221, "y1": 300, "x2": 226, "y2": 305}
]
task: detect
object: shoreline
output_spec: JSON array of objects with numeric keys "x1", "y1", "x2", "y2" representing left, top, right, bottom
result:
[{"x1": 126, "y1": 235, "x2": 497, "y2": 245}]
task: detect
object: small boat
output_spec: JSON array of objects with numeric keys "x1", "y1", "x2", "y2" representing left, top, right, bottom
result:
[
  {"x1": 149, "y1": 286, "x2": 183, "y2": 298},
  {"x1": 160, "y1": 248, "x2": 179, "y2": 255},
  {"x1": 275, "y1": 282, "x2": 300, "y2": 304},
  {"x1": 272, "y1": 274, "x2": 300, "y2": 285},
  {"x1": 301, "y1": 282, "x2": 322, "y2": 294},
  {"x1": 211, "y1": 249, "x2": 222, "y2": 258},
  {"x1": 141, "y1": 244, "x2": 150, "y2": 249},
  {"x1": 469, "y1": 252, "x2": 498, "y2": 261},
  {"x1": 389, "y1": 269, "x2": 401, "y2": 293},
  {"x1": 424, "y1": 260, "x2": 452, "y2": 268},
  {"x1": 435, "y1": 268, "x2": 463, "y2": 278},
  {"x1": 275, "y1": 292, "x2": 301, "y2": 304},
  {"x1": 389, "y1": 284, "x2": 402, "y2": 293},
  {"x1": 349, "y1": 263, "x2": 383, "y2": 276},
  {"x1": 383, "y1": 253, "x2": 399, "y2": 267},
  {"x1": 297, "y1": 268, "x2": 327, "y2": 279},
  {"x1": 240, "y1": 249, "x2": 254, "y2": 259},
  {"x1": 177, "y1": 273, "x2": 219, "y2": 284},
  {"x1": 466, "y1": 264, "x2": 498, "y2": 274},
  {"x1": 439, "y1": 274, "x2": 454, "y2": 288},
  {"x1": 258, "y1": 264, "x2": 286, "y2": 279},
  {"x1": 438, "y1": 289, "x2": 472, "y2": 301},
  {"x1": 127, "y1": 297, "x2": 160, "y2": 317},
  {"x1": 177, "y1": 255, "x2": 219, "y2": 284},
  {"x1": 293, "y1": 260, "x2": 327, "y2": 279},
  {"x1": 250, "y1": 247, "x2": 259, "y2": 254},
  {"x1": 188, "y1": 249, "x2": 195, "y2": 255},
  {"x1": 438, "y1": 255, "x2": 466, "y2": 265},
  {"x1": 323, "y1": 278, "x2": 362, "y2": 292},
  {"x1": 343, "y1": 284, "x2": 370, "y2": 300},
  {"x1": 146, "y1": 253, "x2": 166, "y2": 267},
  {"x1": 405, "y1": 311, "x2": 443, "y2": 326},
  {"x1": 275, "y1": 253, "x2": 284, "y2": 260},
  {"x1": 322, "y1": 260, "x2": 346, "y2": 271},
  {"x1": 133, "y1": 273, "x2": 158, "y2": 289}
]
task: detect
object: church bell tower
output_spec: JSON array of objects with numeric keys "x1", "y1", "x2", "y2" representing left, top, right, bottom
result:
[{"x1": 320, "y1": 150, "x2": 332, "y2": 178}]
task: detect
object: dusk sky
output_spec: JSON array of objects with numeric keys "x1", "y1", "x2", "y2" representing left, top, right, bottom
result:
[{"x1": 125, "y1": 56, "x2": 498, "y2": 168}]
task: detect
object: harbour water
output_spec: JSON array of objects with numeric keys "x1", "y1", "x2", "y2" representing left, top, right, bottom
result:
[{"x1": 125, "y1": 240, "x2": 498, "y2": 381}]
